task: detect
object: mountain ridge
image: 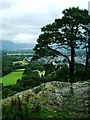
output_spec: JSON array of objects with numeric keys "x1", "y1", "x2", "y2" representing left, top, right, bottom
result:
[{"x1": 0, "y1": 40, "x2": 35, "y2": 50}]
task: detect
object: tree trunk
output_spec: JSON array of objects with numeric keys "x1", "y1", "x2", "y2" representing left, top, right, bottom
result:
[
  {"x1": 45, "y1": 68, "x2": 48, "y2": 76},
  {"x1": 70, "y1": 44, "x2": 75, "y2": 84},
  {"x1": 85, "y1": 53, "x2": 89, "y2": 69},
  {"x1": 85, "y1": 36, "x2": 90, "y2": 69},
  {"x1": 84, "y1": 36, "x2": 90, "y2": 80}
]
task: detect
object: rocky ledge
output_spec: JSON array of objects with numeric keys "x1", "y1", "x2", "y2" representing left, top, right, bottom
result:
[{"x1": 3, "y1": 80, "x2": 90, "y2": 118}]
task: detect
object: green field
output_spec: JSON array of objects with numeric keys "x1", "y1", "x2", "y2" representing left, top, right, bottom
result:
[
  {"x1": 0, "y1": 71, "x2": 23, "y2": 86},
  {"x1": 7, "y1": 53, "x2": 33, "y2": 56},
  {"x1": 38, "y1": 70, "x2": 45, "y2": 77},
  {"x1": 13, "y1": 61, "x2": 28, "y2": 66},
  {"x1": 34, "y1": 70, "x2": 45, "y2": 77}
]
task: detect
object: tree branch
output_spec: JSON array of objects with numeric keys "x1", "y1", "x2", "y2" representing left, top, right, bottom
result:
[{"x1": 47, "y1": 46, "x2": 71, "y2": 64}]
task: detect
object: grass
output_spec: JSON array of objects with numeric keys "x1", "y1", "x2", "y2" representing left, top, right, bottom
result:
[
  {"x1": 38, "y1": 70, "x2": 45, "y2": 76},
  {"x1": 13, "y1": 61, "x2": 28, "y2": 66},
  {"x1": 0, "y1": 71, "x2": 23, "y2": 86},
  {"x1": 15, "y1": 68, "x2": 25, "y2": 71},
  {"x1": 2, "y1": 97, "x2": 87, "y2": 119},
  {"x1": 34, "y1": 70, "x2": 45, "y2": 77}
]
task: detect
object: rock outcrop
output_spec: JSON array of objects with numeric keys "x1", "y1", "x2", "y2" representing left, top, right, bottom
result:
[{"x1": 2, "y1": 80, "x2": 90, "y2": 118}]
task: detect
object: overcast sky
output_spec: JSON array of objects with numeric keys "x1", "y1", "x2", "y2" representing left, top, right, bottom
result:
[{"x1": 0, "y1": 0, "x2": 89, "y2": 43}]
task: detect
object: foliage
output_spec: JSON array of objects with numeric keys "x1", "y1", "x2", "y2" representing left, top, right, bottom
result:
[
  {"x1": 2, "y1": 97, "x2": 76, "y2": 120},
  {"x1": 2, "y1": 60, "x2": 89, "y2": 98},
  {"x1": 43, "y1": 63, "x2": 55, "y2": 76},
  {"x1": 33, "y1": 7, "x2": 90, "y2": 83},
  {"x1": 2, "y1": 63, "x2": 43, "y2": 98},
  {"x1": 2, "y1": 58, "x2": 13, "y2": 76},
  {"x1": 1, "y1": 51, "x2": 31, "y2": 77},
  {"x1": 1, "y1": 8, "x2": 90, "y2": 99},
  {"x1": 55, "y1": 64, "x2": 69, "y2": 82}
]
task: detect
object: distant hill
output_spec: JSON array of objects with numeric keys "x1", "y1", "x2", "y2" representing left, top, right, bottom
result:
[{"x1": 0, "y1": 40, "x2": 35, "y2": 50}]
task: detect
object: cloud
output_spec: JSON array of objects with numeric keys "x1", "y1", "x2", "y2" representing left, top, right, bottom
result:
[
  {"x1": 0, "y1": 0, "x2": 89, "y2": 43},
  {"x1": 12, "y1": 33, "x2": 38, "y2": 43},
  {"x1": 0, "y1": 0, "x2": 16, "y2": 9}
]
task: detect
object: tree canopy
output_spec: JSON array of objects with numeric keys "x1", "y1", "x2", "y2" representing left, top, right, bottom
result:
[{"x1": 33, "y1": 7, "x2": 90, "y2": 83}]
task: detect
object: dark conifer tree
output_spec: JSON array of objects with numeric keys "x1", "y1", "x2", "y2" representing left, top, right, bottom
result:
[{"x1": 33, "y1": 7, "x2": 90, "y2": 83}]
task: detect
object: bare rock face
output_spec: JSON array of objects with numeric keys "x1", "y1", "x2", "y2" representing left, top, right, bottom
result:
[
  {"x1": 36, "y1": 81, "x2": 89, "y2": 113},
  {"x1": 2, "y1": 80, "x2": 90, "y2": 118}
]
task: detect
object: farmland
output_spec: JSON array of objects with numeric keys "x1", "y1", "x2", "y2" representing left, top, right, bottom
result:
[
  {"x1": 13, "y1": 60, "x2": 28, "y2": 66},
  {"x1": 1, "y1": 50, "x2": 35, "y2": 87},
  {"x1": 0, "y1": 71, "x2": 23, "y2": 86}
]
